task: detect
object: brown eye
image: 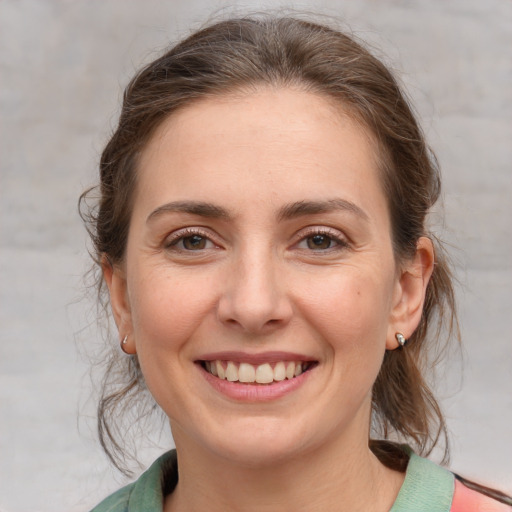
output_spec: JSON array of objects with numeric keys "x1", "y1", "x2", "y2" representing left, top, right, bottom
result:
[
  {"x1": 182, "y1": 235, "x2": 207, "y2": 250},
  {"x1": 306, "y1": 234, "x2": 333, "y2": 250}
]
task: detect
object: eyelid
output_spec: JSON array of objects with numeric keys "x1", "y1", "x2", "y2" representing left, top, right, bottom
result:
[
  {"x1": 164, "y1": 227, "x2": 221, "y2": 249},
  {"x1": 292, "y1": 225, "x2": 350, "y2": 250},
  {"x1": 163, "y1": 225, "x2": 349, "y2": 251},
  {"x1": 295, "y1": 225, "x2": 348, "y2": 241}
]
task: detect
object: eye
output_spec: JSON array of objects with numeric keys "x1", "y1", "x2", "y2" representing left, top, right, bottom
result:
[
  {"x1": 165, "y1": 229, "x2": 217, "y2": 252},
  {"x1": 179, "y1": 235, "x2": 211, "y2": 250},
  {"x1": 295, "y1": 228, "x2": 349, "y2": 252},
  {"x1": 306, "y1": 234, "x2": 335, "y2": 250}
]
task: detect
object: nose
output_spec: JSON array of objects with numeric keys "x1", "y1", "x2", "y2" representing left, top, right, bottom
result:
[{"x1": 217, "y1": 250, "x2": 293, "y2": 334}]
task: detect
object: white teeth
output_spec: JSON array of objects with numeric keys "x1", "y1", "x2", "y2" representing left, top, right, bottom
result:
[
  {"x1": 226, "y1": 361, "x2": 238, "y2": 382},
  {"x1": 238, "y1": 362, "x2": 256, "y2": 383},
  {"x1": 255, "y1": 363, "x2": 274, "y2": 384},
  {"x1": 205, "y1": 360, "x2": 312, "y2": 383},
  {"x1": 216, "y1": 360, "x2": 225, "y2": 379},
  {"x1": 285, "y1": 361, "x2": 295, "y2": 379},
  {"x1": 273, "y1": 361, "x2": 286, "y2": 381}
]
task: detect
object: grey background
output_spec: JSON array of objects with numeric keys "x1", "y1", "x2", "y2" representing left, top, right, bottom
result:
[{"x1": 0, "y1": 1, "x2": 511, "y2": 510}]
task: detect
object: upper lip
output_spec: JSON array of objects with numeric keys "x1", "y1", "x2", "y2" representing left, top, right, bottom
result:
[{"x1": 196, "y1": 351, "x2": 317, "y2": 365}]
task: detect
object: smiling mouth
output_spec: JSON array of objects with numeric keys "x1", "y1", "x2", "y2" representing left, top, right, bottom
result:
[{"x1": 200, "y1": 360, "x2": 317, "y2": 384}]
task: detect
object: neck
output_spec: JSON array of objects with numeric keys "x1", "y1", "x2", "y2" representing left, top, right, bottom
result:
[{"x1": 165, "y1": 428, "x2": 404, "y2": 512}]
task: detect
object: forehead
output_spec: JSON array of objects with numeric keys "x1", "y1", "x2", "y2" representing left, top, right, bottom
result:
[
  {"x1": 143, "y1": 87, "x2": 378, "y2": 156},
  {"x1": 135, "y1": 87, "x2": 387, "y2": 219}
]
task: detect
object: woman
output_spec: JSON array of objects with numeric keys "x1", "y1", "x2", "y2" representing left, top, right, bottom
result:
[{"x1": 81, "y1": 15, "x2": 512, "y2": 511}]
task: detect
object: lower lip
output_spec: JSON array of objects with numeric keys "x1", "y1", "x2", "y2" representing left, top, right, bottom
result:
[{"x1": 199, "y1": 364, "x2": 314, "y2": 402}]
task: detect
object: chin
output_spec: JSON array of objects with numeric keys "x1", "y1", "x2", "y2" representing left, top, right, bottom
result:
[
  {"x1": 197, "y1": 415, "x2": 316, "y2": 468},
  {"x1": 214, "y1": 437, "x2": 305, "y2": 469}
]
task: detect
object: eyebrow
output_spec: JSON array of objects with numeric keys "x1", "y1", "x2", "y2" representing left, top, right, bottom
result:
[
  {"x1": 147, "y1": 201, "x2": 230, "y2": 223},
  {"x1": 277, "y1": 198, "x2": 369, "y2": 222},
  {"x1": 146, "y1": 198, "x2": 369, "y2": 223}
]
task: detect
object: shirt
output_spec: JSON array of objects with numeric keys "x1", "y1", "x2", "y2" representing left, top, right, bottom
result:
[{"x1": 90, "y1": 449, "x2": 511, "y2": 511}]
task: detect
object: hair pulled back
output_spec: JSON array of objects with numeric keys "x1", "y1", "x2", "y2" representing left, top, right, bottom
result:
[{"x1": 80, "y1": 14, "x2": 458, "y2": 474}]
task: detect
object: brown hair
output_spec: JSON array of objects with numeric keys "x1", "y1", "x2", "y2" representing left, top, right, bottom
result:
[{"x1": 81, "y1": 15, "x2": 458, "y2": 475}]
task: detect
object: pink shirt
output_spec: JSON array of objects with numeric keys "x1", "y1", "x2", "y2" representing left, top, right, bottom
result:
[{"x1": 451, "y1": 480, "x2": 512, "y2": 512}]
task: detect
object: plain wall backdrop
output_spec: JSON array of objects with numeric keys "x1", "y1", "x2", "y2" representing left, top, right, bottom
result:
[{"x1": 0, "y1": 1, "x2": 511, "y2": 510}]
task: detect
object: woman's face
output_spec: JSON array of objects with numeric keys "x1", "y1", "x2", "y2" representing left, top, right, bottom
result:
[{"x1": 108, "y1": 88, "x2": 424, "y2": 465}]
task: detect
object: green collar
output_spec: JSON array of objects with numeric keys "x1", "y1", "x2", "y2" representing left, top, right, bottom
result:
[
  {"x1": 91, "y1": 448, "x2": 455, "y2": 511},
  {"x1": 390, "y1": 449, "x2": 454, "y2": 512}
]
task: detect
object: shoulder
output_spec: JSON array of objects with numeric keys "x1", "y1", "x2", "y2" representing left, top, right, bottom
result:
[
  {"x1": 90, "y1": 482, "x2": 133, "y2": 512},
  {"x1": 451, "y1": 479, "x2": 512, "y2": 512},
  {"x1": 89, "y1": 450, "x2": 178, "y2": 512},
  {"x1": 390, "y1": 450, "x2": 455, "y2": 511},
  {"x1": 390, "y1": 448, "x2": 512, "y2": 512}
]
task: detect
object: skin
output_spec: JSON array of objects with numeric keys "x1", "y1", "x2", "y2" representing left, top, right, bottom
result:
[{"x1": 105, "y1": 87, "x2": 434, "y2": 512}]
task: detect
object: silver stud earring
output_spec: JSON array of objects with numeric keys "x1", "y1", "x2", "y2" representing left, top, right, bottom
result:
[
  {"x1": 395, "y1": 332, "x2": 407, "y2": 348},
  {"x1": 120, "y1": 335, "x2": 129, "y2": 354}
]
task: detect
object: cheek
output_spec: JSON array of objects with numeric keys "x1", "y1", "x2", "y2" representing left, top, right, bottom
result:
[
  {"x1": 125, "y1": 266, "x2": 218, "y2": 415},
  {"x1": 299, "y1": 266, "x2": 395, "y2": 354},
  {"x1": 127, "y1": 265, "x2": 216, "y2": 356}
]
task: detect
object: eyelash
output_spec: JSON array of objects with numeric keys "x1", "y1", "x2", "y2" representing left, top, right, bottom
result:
[
  {"x1": 294, "y1": 227, "x2": 350, "y2": 252},
  {"x1": 164, "y1": 228, "x2": 218, "y2": 251},
  {"x1": 164, "y1": 226, "x2": 349, "y2": 254}
]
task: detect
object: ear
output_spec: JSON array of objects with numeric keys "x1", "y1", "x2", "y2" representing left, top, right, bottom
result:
[
  {"x1": 386, "y1": 237, "x2": 435, "y2": 350},
  {"x1": 102, "y1": 256, "x2": 136, "y2": 354}
]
